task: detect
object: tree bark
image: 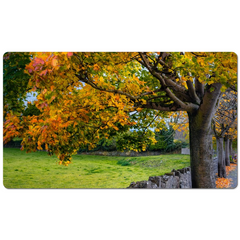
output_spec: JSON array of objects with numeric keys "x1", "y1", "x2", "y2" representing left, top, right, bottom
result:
[
  {"x1": 216, "y1": 137, "x2": 226, "y2": 178},
  {"x1": 229, "y1": 138, "x2": 233, "y2": 157},
  {"x1": 224, "y1": 136, "x2": 230, "y2": 166},
  {"x1": 187, "y1": 83, "x2": 222, "y2": 188},
  {"x1": 188, "y1": 112, "x2": 216, "y2": 188}
]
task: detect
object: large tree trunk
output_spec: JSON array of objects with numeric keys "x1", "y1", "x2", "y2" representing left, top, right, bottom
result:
[
  {"x1": 224, "y1": 136, "x2": 230, "y2": 166},
  {"x1": 188, "y1": 112, "x2": 216, "y2": 188},
  {"x1": 187, "y1": 83, "x2": 222, "y2": 188},
  {"x1": 216, "y1": 137, "x2": 226, "y2": 178}
]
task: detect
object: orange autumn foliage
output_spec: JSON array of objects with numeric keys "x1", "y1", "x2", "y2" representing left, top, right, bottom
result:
[
  {"x1": 216, "y1": 163, "x2": 237, "y2": 188},
  {"x1": 226, "y1": 164, "x2": 237, "y2": 175},
  {"x1": 215, "y1": 178, "x2": 232, "y2": 189}
]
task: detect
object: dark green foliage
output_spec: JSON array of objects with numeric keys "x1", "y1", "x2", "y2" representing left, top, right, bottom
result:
[
  {"x1": 149, "y1": 127, "x2": 175, "y2": 152},
  {"x1": 149, "y1": 127, "x2": 188, "y2": 152},
  {"x1": 4, "y1": 140, "x2": 22, "y2": 148},
  {"x1": 232, "y1": 139, "x2": 237, "y2": 149},
  {"x1": 173, "y1": 140, "x2": 188, "y2": 150},
  {"x1": 3, "y1": 52, "x2": 31, "y2": 114},
  {"x1": 78, "y1": 137, "x2": 117, "y2": 152},
  {"x1": 93, "y1": 138, "x2": 117, "y2": 151},
  {"x1": 117, "y1": 159, "x2": 131, "y2": 166},
  {"x1": 22, "y1": 103, "x2": 41, "y2": 116},
  {"x1": 116, "y1": 131, "x2": 144, "y2": 151}
]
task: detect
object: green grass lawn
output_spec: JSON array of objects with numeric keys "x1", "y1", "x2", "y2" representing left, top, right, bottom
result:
[{"x1": 3, "y1": 148, "x2": 190, "y2": 189}]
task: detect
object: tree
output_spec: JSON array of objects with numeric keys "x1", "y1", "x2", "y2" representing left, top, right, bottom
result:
[
  {"x1": 212, "y1": 90, "x2": 237, "y2": 178},
  {"x1": 168, "y1": 111, "x2": 189, "y2": 142},
  {"x1": 3, "y1": 52, "x2": 32, "y2": 116},
  {"x1": 136, "y1": 53, "x2": 236, "y2": 188},
  {"x1": 3, "y1": 52, "x2": 237, "y2": 188},
  {"x1": 227, "y1": 122, "x2": 237, "y2": 158},
  {"x1": 148, "y1": 126, "x2": 176, "y2": 152}
]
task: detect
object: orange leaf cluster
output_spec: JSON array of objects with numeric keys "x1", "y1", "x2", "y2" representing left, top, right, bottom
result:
[
  {"x1": 226, "y1": 164, "x2": 237, "y2": 176},
  {"x1": 216, "y1": 163, "x2": 237, "y2": 188},
  {"x1": 216, "y1": 178, "x2": 232, "y2": 189}
]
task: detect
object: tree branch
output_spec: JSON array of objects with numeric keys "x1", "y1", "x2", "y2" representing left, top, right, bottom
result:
[
  {"x1": 195, "y1": 78, "x2": 204, "y2": 99},
  {"x1": 186, "y1": 80, "x2": 201, "y2": 104}
]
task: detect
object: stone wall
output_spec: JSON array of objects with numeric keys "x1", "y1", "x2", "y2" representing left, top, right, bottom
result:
[
  {"x1": 79, "y1": 149, "x2": 181, "y2": 157},
  {"x1": 181, "y1": 148, "x2": 190, "y2": 154},
  {"x1": 127, "y1": 167, "x2": 192, "y2": 189}
]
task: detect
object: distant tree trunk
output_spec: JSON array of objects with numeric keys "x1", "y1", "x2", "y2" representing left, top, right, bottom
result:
[
  {"x1": 224, "y1": 136, "x2": 230, "y2": 166},
  {"x1": 229, "y1": 138, "x2": 233, "y2": 157},
  {"x1": 216, "y1": 137, "x2": 226, "y2": 178}
]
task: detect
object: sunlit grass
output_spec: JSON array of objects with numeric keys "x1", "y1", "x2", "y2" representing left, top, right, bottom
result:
[{"x1": 3, "y1": 148, "x2": 190, "y2": 189}]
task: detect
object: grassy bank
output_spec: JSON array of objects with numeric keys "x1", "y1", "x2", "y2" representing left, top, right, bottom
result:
[{"x1": 3, "y1": 148, "x2": 190, "y2": 189}]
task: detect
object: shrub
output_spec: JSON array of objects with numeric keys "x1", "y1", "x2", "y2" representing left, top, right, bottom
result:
[
  {"x1": 148, "y1": 127, "x2": 175, "y2": 152},
  {"x1": 173, "y1": 139, "x2": 188, "y2": 150},
  {"x1": 117, "y1": 159, "x2": 131, "y2": 166}
]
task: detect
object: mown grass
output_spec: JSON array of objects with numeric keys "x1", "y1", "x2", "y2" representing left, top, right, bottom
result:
[{"x1": 3, "y1": 148, "x2": 190, "y2": 189}]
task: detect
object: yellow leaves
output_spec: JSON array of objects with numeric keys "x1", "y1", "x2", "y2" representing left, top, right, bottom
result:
[
  {"x1": 181, "y1": 76, "x2": 186, "y2": 81},
  {"x1": 51, "y1": 58, "x2": 58, "y2": 67},
  {"x1": 197, "y1": 58, "x2": 204, "y2": 66},
  {"x1": 106, "y1": 65, "x2": 113, "y2": 71},
  {"x1": 31, "y1": 118, "x2": 38, "y2": 123},
  {"x1": 115, "y1": 95, "x2": 120, "y2": 102},
  {"x1": 93, "y1": 64, "x2": 100, "y2": 71},
  {"x1": 142, "y1": 144, "x2": 147, "y2": 151},
  {"x1": 112, "y1": 126, "x2": 119, "y2": 131},
  {"x1": 172, "y1": 125, "x2": 178, "y2": 131},
  {"x1": 207, "y1": 80, "x2": 214, "y2": 85},
  {"x1": 220, "y1": 85, "x2": 227, "y2": 92},
  {"x1": 37, "y1": 141, "x2": 43, "y2": 150}
]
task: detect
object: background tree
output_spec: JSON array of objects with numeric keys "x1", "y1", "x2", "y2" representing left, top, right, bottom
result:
[
  {"x1": 212, "y1": 90, "x2": 237, "y2": 177},
  {"x1": 168, "y1": 111, "x2": 189, "y2": 143},
  {"x1": 3, "y1": 52, "x2": 32, "y2": 116},
  {"x1": 227, "y1": 123, "x2": 237, "y2": 159}
]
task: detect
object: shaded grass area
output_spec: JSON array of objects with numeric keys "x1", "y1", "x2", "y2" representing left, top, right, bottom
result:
[{"x1": 3, "y1": 148, "x2": 190, "y2": 189}]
